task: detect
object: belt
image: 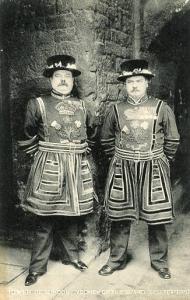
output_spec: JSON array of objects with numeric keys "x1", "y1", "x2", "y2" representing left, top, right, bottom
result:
[
  {"x1": 39, "y1": 141, "x2": 88, "y2": 154},
  {"x1": 115, "y1": 146, "x2": 163, "y2": 161}
]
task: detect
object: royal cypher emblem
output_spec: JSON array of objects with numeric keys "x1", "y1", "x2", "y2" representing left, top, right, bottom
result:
[{"x1": 55, "y1": 101, "x2": 77, "y2": 115}]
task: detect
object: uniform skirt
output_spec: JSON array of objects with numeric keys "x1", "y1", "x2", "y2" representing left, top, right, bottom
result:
[
  {"x1": 21, "y1": 142, "x2": 94, "y2": 216},
  {"x1": 105, "y1": 153, "x2": 174, "y2": 225}
]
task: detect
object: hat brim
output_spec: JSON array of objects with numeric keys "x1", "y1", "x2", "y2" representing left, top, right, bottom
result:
[
  {"x1": 43, "y1": 67, "x2": 81, "y2": 78},
  {"x1": 117, "y1": 73, "x2": 154, "y2": 82}
]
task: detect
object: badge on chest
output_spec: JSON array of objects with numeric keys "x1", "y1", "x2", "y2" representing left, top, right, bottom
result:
[{"x1": 55, "y1": 101, "x2": 77, "y2": 115}]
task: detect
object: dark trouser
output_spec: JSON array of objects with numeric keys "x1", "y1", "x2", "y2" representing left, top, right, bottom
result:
[
  {"x1": 29, "y1": 216, "x2": 82, "y2": 274},
  {"x1": 107, "y1": 220, "x2": 168, "y2": 270}
]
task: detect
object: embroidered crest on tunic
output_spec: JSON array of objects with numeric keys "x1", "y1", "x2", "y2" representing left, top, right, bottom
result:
[
  {"x1": 124, "y1": 106, "x2": 157, "y2": 120},
  {"x1": 49, "y1": 100, "x2": 86, "y2": 142},
  {"x1": 118, "y1": 104, "x2": 158, "y2": 151},
  {"x1": 55, "y1": 101, "x2": 77, "y2": 115}
]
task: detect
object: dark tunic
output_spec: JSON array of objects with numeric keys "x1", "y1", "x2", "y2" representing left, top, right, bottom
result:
[
  {"x1": 101, "y1": 96, "x2": 180, "y2": 225},
  {"x1": 18, "y1": 93, "x2": 96, "y2": 216}
]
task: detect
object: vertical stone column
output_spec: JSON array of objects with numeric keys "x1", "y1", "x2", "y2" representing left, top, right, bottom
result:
[{"x1": 133, "y1": 0, "x2": 141, "y2": 58}]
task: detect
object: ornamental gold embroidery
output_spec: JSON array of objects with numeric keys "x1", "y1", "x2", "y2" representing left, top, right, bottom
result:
[
  {"x1": 55, "y1": 101, "x2": 77, "y2": 115},
  {"x1": 50, "y1": 119, "x2": 82, "y2": 140},
  {"x1": 124, "y1": 106, "x2": 157, "y2": 120}
]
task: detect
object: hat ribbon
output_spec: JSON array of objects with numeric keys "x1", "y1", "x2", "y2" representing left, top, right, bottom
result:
[
  {"x1": 122, "y1": 68, "x2": 152, "y2": 76},
  {"x1": 47, "y1": 61, "x2": 77, "y2": 69}
]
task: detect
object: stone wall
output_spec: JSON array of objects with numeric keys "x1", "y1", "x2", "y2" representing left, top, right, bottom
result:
[
  {"x1": 1, "y1": 0, "x2": 190, "y2": 253},
  {"x1": 0, "y1": 0, "x2": 134, "y2": 252},
  {"x1": 141, "y1": 0, "x2": 190, "y2": 212},
  {"x1": 141, "y1": 0, "x2": 190, "y2": 98}
]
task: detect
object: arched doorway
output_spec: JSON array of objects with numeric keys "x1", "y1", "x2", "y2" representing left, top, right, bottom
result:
[{"x1": 147, "y1": 7, "x2": 190, "y2": 212}]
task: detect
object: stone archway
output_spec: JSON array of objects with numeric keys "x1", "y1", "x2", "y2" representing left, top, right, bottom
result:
[{"x1": 142, "y1": 0, "x2": 190, "y2": 212}]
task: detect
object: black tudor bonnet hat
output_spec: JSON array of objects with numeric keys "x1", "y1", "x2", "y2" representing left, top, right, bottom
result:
[
  {"x1": 117, "y1": 59, "x2": 154, "y2": 82},
  {"x1": 43, "y1": 54, "x2": 81, "y2": 78}
]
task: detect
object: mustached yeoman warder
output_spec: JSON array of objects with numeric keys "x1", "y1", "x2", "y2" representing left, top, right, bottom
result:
[
  {"x1": 18, "y1": 54, "x2": 97, "y2": 286},
  {"x1": 99, "y1": 59, "x2": 180, "y2": 279}
]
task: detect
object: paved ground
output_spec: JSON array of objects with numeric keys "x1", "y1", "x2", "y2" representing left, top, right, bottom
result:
[{"x1": 1, "y1": 214, "x2": 190, "y2": 300}]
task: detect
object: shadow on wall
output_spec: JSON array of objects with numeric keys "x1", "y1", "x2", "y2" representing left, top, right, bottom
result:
[{"x1": 148, "y1": 7, "x2": 190, "y2": 213}]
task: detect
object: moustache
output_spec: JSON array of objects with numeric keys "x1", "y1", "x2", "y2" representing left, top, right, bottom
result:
[{"x1": 58, "y1": 83, "x2": 68, "y2": 87}]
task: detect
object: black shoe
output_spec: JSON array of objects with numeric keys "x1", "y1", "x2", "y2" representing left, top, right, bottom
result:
[
  {"x1": 98, "y1": 264, "x2": 126, "y2": 276},
  {"x1": 71, "y1": 260, "x2": 88, "y2": 271},
  {"x1": 25, "y1": 273, "x2": 39, "y2": 286},
  {"x1": 158, "y1": 268, "x2": 171, "y2": 279}
]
